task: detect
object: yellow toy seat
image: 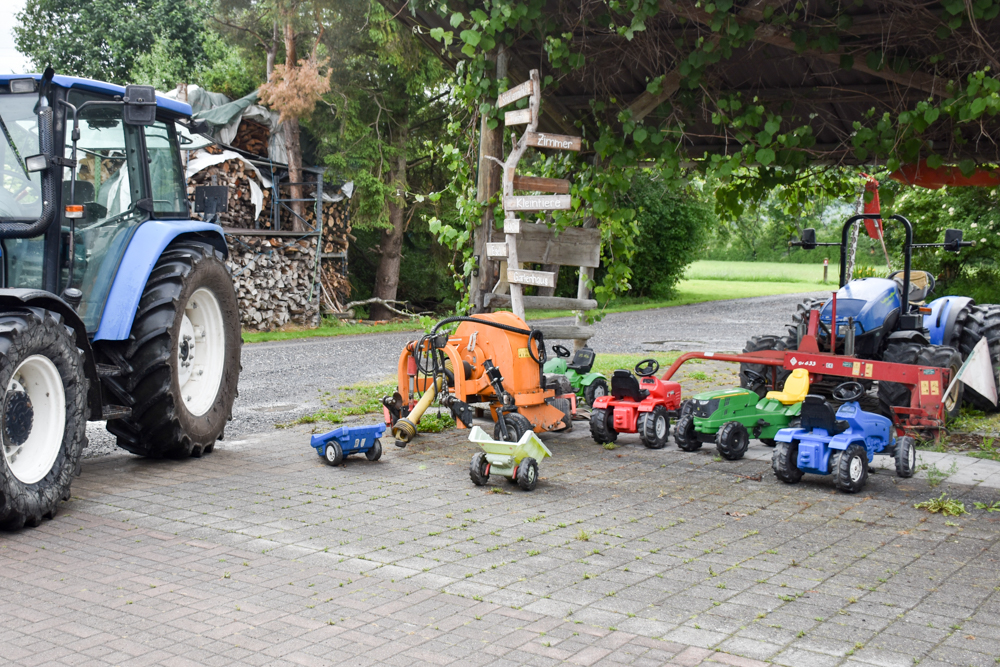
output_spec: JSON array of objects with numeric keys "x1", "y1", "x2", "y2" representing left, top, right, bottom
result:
[{"x1": 765, "y1": 368, "x2": 810, "y2": 405}]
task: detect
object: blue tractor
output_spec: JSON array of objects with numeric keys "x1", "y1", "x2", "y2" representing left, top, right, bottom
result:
[
  {"x1": 741, "y1": 214, "x2": 996, "y2": 419},
  {"x1": 0, "y1": 70, "x2": 241, "y2": 529}
]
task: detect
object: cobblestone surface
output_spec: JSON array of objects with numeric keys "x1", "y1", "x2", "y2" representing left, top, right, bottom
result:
[{"x1": 3, "y1": 418, "x2": 999, "y2": 666}]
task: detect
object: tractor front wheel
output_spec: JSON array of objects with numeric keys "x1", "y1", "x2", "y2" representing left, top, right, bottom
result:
[
  {"x1": 716, "y1": 421, "x2": 750, "y2": 460},
  {"x1": 639, "y1": 406, "x2": 670, "y2": 449},
  {"x1": 834, "y1": 444, "x2": 869, "y2": 493},
  {"x1": 0, "y1": 310, "x2": 88, "y2": 530},
  {"x1": 772, "y1": 441, "x2": 803, "y2": 484},
  {"x1": 107, "y1": 241, "x2": 241, "y2": 458},
  {"x1": 584, "y1": 378, "x2": 609, "y2": 408},
  {"x1": 673, "y1": 414, "x2": 701, "y2": 452},
  {"x1": 590, "y1": 408, "x2": 617, "y2": 444},
  {"x1": 878, "y1": 342, "x2": 963, "y2": 422}
]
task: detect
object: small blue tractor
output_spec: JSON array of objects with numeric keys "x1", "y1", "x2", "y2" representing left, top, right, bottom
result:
[
  {"x1": 772, "y1": 381, "x2": 916, "y2": 493},
  {"x1": 0, "y1": 70, "x2": 241, "y2": 529},
  {"x1": 742, "y1": 214, "x2": 995, "y2": 420}
]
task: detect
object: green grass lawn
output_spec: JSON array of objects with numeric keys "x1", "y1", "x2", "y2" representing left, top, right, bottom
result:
[
  {"x1": 684, "y1": 260, "x2": 839, "y2": 284},
  {"x1": 242, "y1": 319, "x2": 421, "y2": 344}
]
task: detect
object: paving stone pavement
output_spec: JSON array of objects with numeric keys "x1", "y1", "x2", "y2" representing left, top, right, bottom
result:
[{"x1": 3, "y1": 419, "x2": 1000, "y2": 667}]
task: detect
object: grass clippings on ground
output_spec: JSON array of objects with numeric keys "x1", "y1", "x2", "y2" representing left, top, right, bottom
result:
[{"x1": 914, "y1": 493, "x2": 967, "y2": 516}]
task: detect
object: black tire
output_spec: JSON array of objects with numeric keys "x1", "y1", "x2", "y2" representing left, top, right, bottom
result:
[
  {"x1": 679, "y1": 399, "x2": 694, "y2": 418},
  {"x1": 0, "y1": 310, "x2": 89, "y2": 530},
  {"x1": 763, "y1": 417, "x2": 799, "y2": 447},
  {"x1": 640, "y1": 406, "x2": 670, "y2": 449},
  {"x1": 365, "y1": 439, "x2": 383, "y2": 461},
  {"x1": 590, "y1": 408, "x2": 617, "y2": 444},
  {"x1": 894, "y1": 436, "x2": 916, "y2": 478},
  {"x1": 787, "y1": 297, "x2": 828, "y2": 341},
  {"x1": 107, "y1": 241, "x2": 241, "y2": 458},
  {"x1": 550, "y1": 397, "x2": 573, "y2": 432},
  {"x1": 740, "y1": 334, "x2": 796, "y2": 397},
  {"x1": 834, "y1": 443, "x2": 869, "y2": 493},
  {"x1": 716, "y1": 421, "x2": 750, "y2": 461},
  {"x1": 916, "y1": 345, "x2": 963, "y2": 421},
  {"x1": 323, "y1": 442, "x2": 343, "y2": 466},
  {"x1": 877, "y1": 341, "x2": 922, "y2": 419},
  {"x1": 516, "y1": 456, "x2": 538, "y2": 491},
  {"x1": 674, "y1": 413, "x2": 701, "y2": 451},
  {"x1": 493, "y1": 413, "x2": 534, "y2": 442},
  {"x1": 470, "y1": 451, "x2": 489, "y2": 486},
  {"x1": 584, "y1": 378, "x2": 609, "y2": 408},
  {"x1": 772, "y1": 441, "x2": 803, "y2": 484},
  {"x1": 957, "y1": 304, "x2": 1000, "y2": 412}
]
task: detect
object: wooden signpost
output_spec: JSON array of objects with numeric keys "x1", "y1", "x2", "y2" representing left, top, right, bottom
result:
[{"x1": 492, "y1": 69, "x2": 599, "y2": 346}]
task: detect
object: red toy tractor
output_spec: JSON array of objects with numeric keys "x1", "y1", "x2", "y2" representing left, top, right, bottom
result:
[{"x1": 590, "y1": 359, "x2": 683, "y2": 448}]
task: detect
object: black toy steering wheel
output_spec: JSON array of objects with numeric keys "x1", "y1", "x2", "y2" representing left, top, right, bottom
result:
[
  {"x1": 832, "y1": 381, "x2": 865, "y2": 403},
  {"x1": 552, "y1": 344, "x2": 571, "y2": 358},
  {"x1": 634, "y1": 358, "x2": 659, "y2": 377},
  {"x1": 742, "y1": 369, "x2": 768, "y2": 389}
]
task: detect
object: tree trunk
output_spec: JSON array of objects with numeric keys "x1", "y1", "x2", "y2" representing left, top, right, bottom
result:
[
  {"x1": 282, "y1": 19, "x2": 305, "y2": 231},
  {"x1": 266, "y1": 21, "x2": 279, "y2": 81},
  {"x1": 371, "y1": 130, "x2": 408, "y2": 321}
]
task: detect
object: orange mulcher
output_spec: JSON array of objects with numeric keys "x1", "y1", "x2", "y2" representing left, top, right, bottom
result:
[{"x1": 383, "y1": 312, "x2": 573, "y2": 446}]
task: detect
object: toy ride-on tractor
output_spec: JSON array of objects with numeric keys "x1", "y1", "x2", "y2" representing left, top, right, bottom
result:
[
  {"x1": 590, "y1": 358, "x2": 682, "y2": 449},
  {"x1": 674, "y1": 368, "x2": 810, "y2": 460},
  {"x1": 772, "y1": 381, "x2": 916, "y2": 493},
  {"x1": 543, "y1": 345, "x2": 609, "y2": 408}
]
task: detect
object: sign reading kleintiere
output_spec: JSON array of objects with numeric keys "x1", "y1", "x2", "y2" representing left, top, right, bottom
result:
[
  {"x1": 507, "y1": 268, "x2": 556, "y2": 288},
  {"x1": 504, "y1": 195, "x2": 572, "y2": 211},
  {"x1": 504, "y1": 109, "x2": 532, "y2": 126},
  {"x1": 524, "y1": 132, "x2": 582, "y2": 152},
  {"x1": 497, "y1": 80, "x2": 534, "y2": 108}
]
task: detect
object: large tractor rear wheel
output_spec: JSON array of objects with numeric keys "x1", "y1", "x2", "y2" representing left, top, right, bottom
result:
[
  {"x1": 957, "y1": 304, "x2": 1000, "y2": 412},
  {"x1": 0, "y1": 309, "x2": 88, "y2": 530},
  {"x1": 108, "y1": 241, "x2": 241, "y2": 458},
  {"x1": 739, "y1": 334, "x2": 796, "y2": 397},
  {"x1": 877, "y1": 342, "x2": 963, "y2": 421}
]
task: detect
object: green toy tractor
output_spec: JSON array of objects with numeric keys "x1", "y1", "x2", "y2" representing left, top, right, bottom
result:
[
  {"x1": 543, "y1": 345, "x2": 609, "y2": 408},
  {"x1": 674, "y1": 368, "x2": 810, "y2": 460}
]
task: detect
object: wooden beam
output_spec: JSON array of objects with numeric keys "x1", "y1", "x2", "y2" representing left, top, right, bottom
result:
[
  {"x1": 512, "y1": 175, "x2": 571, "y2": 194},
  {"x1": 513, "y1": 222, "x2": 601, "y2": 268},
  {"x1": 530, "y1": 323, "x2": 596, "y2": 340},
  {"x1": 484, "y1": 294, "x2": 598, "y2": 311}
]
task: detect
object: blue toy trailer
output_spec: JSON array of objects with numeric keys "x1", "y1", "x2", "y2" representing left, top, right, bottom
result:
[
  {"x1": 772, "y1": 382, "x2": 916, "y2": 493},
  {"x1": 310, "y1": 423, "x2": 387, "y2": 466}
]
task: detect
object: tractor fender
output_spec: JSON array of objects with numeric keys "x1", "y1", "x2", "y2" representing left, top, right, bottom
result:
[
  {"x1": 886, "y1": 329, "x2": 930, "y2": 345},
  {"x1": 925, "y1": 296, "x2": 974, "y2": 348},
  {"x1": 826, "y1": 432, "x2": 858, "y2": 451},
  {"x1": 577, "y1": 372, "x2": 605, "y2": 387},
  {"x1": 0, "y1": 289, "x2": 102, "y2": 418},
  {"x1": 93, "y1": 220, "x2": 228, "y2": 341},
  {"x1": 775, "y1": 427, "x2": 808, "y2": 443},
  {"x1": 591, "y1": 394, "x2": 614, "y2": 410}
]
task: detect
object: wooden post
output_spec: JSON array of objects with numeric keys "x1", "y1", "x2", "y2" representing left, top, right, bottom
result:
[
  {"x1": 471, "y1": 47, "x2": 508, "y2": 313},
  {"x1": 574, "y1": 215, "x2": 598, "y2": 350}
]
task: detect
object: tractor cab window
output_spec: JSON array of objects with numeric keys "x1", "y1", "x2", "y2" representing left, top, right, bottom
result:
[
  {"x1": 144, "y1": 121, "x2": 187, "y2": 217},
  {"x1": 0, "y1": 90, "x2": 43, "y2": 220}
]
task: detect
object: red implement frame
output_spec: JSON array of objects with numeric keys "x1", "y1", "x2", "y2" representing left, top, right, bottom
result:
[{"x1": 660, "y1": 309, "x2": 950, "y2": 439}]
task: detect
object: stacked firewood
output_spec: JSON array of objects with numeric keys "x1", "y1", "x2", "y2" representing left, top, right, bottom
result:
[
  {"x1": 225, "y1": 237, "x2": 319, "y2": 330},
  {"x1": 187, "y1": 158, "x2": 272, "y2": 229},
  {"x1": 231, "y1": 120, "x2": 269, "y2": 157}
]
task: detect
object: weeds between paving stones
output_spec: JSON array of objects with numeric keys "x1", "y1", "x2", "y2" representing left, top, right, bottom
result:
[
  {"x1": 974, "y1": 500, "x2": 1000, "y2": 512},
  {"x1": 914, "y1": 493, "x2": 968, "y2": 516}
]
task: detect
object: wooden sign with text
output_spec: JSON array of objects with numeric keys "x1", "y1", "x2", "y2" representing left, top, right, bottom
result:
[
  {"x1": 486, "y1": 242, "x2": 508, "y2": 258},
  {"x1": 524, "y1": 132, "x2": 582, "y2": 152},
  {"x1": 504, "y1": 109, "x2": 532, "y2": 126},
  {"x1": 507, "y1": 268, "x2": 556, "y2": 288},
  {"x1": 497, "y1": 80, "x2": 534, "y2": 108},
  {"x1": 513, "y1": 175, "x2": 570, "y2": 194},
  {"x1": 504, "y1": 195, "x2": 572, "y2": 211}
]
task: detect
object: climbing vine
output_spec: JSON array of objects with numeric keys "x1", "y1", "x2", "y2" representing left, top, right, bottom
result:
[{"x1": 409, "y1": 0, "x2": 1000, "y2": 309}]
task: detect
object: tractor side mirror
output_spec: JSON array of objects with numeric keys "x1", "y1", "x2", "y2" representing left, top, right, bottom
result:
[
  {"x1": 800, "y1": 228, "x2": 817, "y2": 250},
  {"x1": 944, "y1": 228, "x2": 964, "y2": 253},
  {"x1": 123, "y1": 85, "x2": 157, "y2": 126}
]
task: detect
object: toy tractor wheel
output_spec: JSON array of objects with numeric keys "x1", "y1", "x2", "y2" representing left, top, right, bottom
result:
[
  {"x1": 894, "y1": 436, "x2": 916, "y2": 478},
  {"x1": 772, "y1": 441, "x2": 803, "y2": 484},
  {"x1": 516, "y1": 457, "x2": 539, "y2": 491},
  {"x1": 324, "y1": 442, "x2": 343, "y2": 466},
  {"x1": 679, "y1": 399, "x2": 694, "y2": 418},
  {"x1": 958, "y1": 304, "x2": 1000, "y2": 411},
  {"x1": 589, "y1": 408, "x2": 617, "y2": 444},
  {"x1": 640, "y1": 406, "x2": 670, "y2": 449},
  {"x1": 834, "y1": 443, "x2": 869, "y2": 493},
  {"x1": 469, "y1": 451, "x2": 490, "y2": 486},
  {"x1": 106, "y1": 241, "x2": 241, "y2": 459},
  {"x1": 0, "y1": 309, "x2": 89, "y2": 530},
  {"x1": 740, "y1": 335, "x2": 795, "y2": 397},
  {"x1": 494, "y1": 413, "x2": 533, "y2": 442},
  {"x1": 716, "y1": 421, "x2": 750, "y2": 460},
  {"x1": 366, "y1": 439, "x2": 383, "y2": 462},
  {"x1": 673, "y1": 414, "x2": 701, "y2": 452},
  {"x1": 584, "y1": 378, "x2": 609, "y2": 408}
]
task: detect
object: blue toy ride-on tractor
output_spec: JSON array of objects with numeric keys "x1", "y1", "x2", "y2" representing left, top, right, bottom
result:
[
  {"x1": 772, "y1": 381, "x2": 916, "y2": 493},
  {"x1": 0, "y1": 71, "x2": 242, "y2": 529}
]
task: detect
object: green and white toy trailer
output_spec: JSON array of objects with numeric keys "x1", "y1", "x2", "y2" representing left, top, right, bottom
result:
[
  {"x1": 674, "y1": 368, "x2": 811, "y2": 460},
  {"x1": 467, "y1": 425, "x2": 552, "y2": 491},
  {"x1": 543, "y1": 345, "x2": 609, "y2": 407}
]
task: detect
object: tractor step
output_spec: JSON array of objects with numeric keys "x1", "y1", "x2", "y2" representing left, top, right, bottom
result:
[
  {"x1": 102, "y1": 405, "x2": 132, "y2": 420},
  {"x1": 96, "y1": 363, "x2": 124, "y2": 377}
]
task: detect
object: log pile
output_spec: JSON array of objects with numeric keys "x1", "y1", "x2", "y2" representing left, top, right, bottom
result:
[
  {"x1": 187, "y1": 157, "x2": 272, "y2": 229},
  {"x1": 231, "y1": 120, "x2": 269, "y2": 157},
  {"x1": 225, "y1": 237, "x2": 319, "y2": 330}
]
